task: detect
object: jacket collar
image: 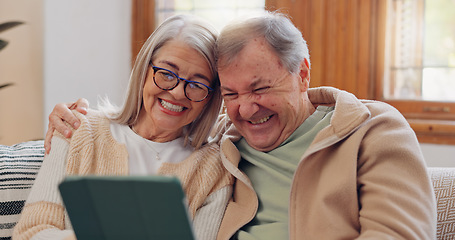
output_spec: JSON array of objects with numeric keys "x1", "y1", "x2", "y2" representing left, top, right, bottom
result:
[{"x1": 308, "y1": 87, "x2": 371, "y2": 138}]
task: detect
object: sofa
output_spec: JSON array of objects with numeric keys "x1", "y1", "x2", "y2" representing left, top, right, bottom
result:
[
  {"x1": 0, "y1": 140, "x2": 44, "y2": 240},
  {"x1": 1, "y1": 140, "x2": 454, "y2": 240}
]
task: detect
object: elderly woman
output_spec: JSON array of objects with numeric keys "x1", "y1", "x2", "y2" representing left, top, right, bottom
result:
[{"x1": 13, "y1": 15, "x2": 233, "y2": 240}]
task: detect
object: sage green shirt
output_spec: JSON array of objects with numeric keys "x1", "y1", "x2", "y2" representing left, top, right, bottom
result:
[{"x1": 235, "y1": 106, "x2": 334, "y2": 240}]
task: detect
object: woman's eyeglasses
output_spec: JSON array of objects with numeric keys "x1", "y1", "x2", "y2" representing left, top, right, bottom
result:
[{"x1": 151, "y1": 66, "x2": 213, "y2": 102}]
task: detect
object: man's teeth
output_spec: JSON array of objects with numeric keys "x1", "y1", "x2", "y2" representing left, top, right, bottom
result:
[
  {"x1": 250, "y1": 116, "x2": 271, "y2": 124},
  {"x1": 161, "y1": 100, "x2": 184, "y2": 112}
]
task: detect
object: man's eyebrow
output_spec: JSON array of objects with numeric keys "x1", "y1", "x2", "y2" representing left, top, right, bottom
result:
[
  {"x1": 220, "y1": 86, "x2": 235, "y2": 92},
  {"x1": 221, "y1": 79, "x2": 264, "y2": 92},
  {"x1": 249, "y1": 79, "x2": 263, "y2": 89}
]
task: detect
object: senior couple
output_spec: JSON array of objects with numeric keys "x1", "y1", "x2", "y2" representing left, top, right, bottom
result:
[{"x1": 14, "y1": 11, "x2": 436, "y2": 240}]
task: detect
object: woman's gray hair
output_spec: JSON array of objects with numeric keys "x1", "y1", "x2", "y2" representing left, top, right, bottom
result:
[
  {"x1": 99, "y1": 14, "x2": 222, "y2": 149},
  {"x1": 217, "y1": 11, "x2": 310, "y2": 73}
]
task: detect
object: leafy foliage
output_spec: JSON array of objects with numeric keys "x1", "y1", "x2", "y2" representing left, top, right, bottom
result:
[
  {"x1": 0, "y1": 21, "x2": 23, "y2": 51},
  {"x1": 0, "y1": 21, "x2": 23, "y2": 90}
]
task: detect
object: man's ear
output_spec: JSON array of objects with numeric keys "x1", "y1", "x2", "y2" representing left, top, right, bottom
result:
[{"x1": 298, "y1": 58, "x2": 310, "y2": 92}]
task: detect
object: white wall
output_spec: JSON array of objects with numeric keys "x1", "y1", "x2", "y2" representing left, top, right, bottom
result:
[
  {"x1": 0, "y1": 0, "x2": 44, "y2": 145},
  {"x1": 421, "y1": 143, "x2": 455, "y2": 167},
  {"x1": 1, "y1": 0, "x2": 131, "y2": 145},
  {"x1": 43, "y1": 0, "x2": 132, "y2": 129}
]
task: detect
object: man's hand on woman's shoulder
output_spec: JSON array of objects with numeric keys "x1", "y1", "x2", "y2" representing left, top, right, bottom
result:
[{"x1": 44, "y1": 98, "x2": 90, "y2": 154}]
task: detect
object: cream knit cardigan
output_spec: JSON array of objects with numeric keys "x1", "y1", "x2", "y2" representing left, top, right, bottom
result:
[{"x1": 14, "y1": 110, "x2": 233, "y2": 240}]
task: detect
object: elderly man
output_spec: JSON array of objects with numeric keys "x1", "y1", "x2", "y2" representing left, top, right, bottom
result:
[
  {"x1": 47, "y1": 12, "x2": 435, "y2": 240},
  {"x1": 213, "y1": 12, "x2": 436, "y2": 239}
]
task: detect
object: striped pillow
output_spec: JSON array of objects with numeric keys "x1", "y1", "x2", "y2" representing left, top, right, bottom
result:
[{"x1": 0, "y1": 140, "x2": 44, "y2": 240}]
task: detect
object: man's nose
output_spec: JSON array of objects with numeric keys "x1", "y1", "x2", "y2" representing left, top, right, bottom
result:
[{"x1": 238, "y1": 96, "x2": 259, "y2": 120}]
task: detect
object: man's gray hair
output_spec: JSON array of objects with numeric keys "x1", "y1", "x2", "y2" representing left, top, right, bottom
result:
[{"x1": 217, "y1": 11, "x2": 310, "y2": 73}]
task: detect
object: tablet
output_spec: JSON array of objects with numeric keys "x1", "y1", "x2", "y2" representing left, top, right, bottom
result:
[{"x1": 58, "y1": 175, "x2": 195, "y2": 240}]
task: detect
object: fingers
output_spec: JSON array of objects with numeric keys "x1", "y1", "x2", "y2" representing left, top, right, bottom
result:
[
  {"x1": 74, "y1": 98, "x2": 89, "y2": 114},
  {"x1": 44, "y1": 101, "x2": 87, "y2": 153},
  {"x1": 44, "y1": 121, "x2": 55, "y2": 154},
  {"x1": 57, "y1": 102, "x2": 82, "y2": 130}
]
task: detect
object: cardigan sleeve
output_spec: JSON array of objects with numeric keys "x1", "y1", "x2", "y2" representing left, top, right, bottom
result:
[
  {"x1": 192, "y1": 185, "x2": 232, "y2": 240},
  {"x1": 13, "y1": 135, "x2": 75, "y2": 240}
]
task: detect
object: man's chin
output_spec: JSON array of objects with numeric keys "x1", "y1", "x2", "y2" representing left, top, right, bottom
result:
[{"x1": 243, "y1": 136, "x2": 280, "y2": 152}]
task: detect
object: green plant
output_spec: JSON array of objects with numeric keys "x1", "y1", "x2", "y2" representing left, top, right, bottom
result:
[{"x1": 0, "y1": 21, "x2": 24, "y2": 90}]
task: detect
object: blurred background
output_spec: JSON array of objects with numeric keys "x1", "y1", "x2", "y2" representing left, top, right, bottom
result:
[{"x1": 1, "y1": 0, "x2": 454, "y2": 167}]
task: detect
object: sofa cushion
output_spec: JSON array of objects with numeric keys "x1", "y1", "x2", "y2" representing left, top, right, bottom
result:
[
  {"x1": 428, "y1": 167, "x2": 455, "y2": 240},
  {"x1": 0, "y1": 140, "x2": 44, "y2": 240},
  {"x1": 0, "y1": 141, "x2": 454, "y2": 240}
]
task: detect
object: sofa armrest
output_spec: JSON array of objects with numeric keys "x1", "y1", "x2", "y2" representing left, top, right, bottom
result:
[
  {"x1": 428, "y1": 167, "x2": 455, "y2": 240},
  {"x1": 0, "y1": 140, "x2": 44, "y2": 240}
]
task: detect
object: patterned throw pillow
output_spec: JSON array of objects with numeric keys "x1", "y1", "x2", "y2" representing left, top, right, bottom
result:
[{"x1": 0, "y1": 140, "x2": 44, "y2": 240}]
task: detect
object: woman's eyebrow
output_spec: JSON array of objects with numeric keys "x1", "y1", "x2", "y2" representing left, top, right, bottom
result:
[
  {"x1": 158, "y1": 60, "x2": 211, "y2": 83},
  {"x1": 193, "y1": 73, "x2": 211, "y2": 83},
  {"x1": 157, "y1": 60, "x2": 179, "y2": 71}
]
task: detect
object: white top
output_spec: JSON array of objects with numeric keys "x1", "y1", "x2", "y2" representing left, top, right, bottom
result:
[{"x1": 110, "y1": 122, "x2": 194, "y2": 175}]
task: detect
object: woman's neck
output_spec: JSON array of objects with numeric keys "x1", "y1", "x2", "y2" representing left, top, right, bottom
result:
[{"x1": 131, "y1": 123, "x2": 183, "y2": 143}]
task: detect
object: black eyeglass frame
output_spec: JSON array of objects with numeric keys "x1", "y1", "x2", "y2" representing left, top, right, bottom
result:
[{"x1": 151, "y1": 65, "x2": 213, "y2": 102}]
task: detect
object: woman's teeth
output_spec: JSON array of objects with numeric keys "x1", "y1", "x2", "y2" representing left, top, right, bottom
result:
[
  {"x1": 161, "y1": 100, "x2": 184, "y2": 112},
  {"x1": 250, "y1": 116, "x2": 270, "y2": 124}
]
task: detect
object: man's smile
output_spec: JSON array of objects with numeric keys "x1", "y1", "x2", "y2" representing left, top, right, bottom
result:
[{"x1": 249, "y1": 115, "x2": 272, "y2": 125}]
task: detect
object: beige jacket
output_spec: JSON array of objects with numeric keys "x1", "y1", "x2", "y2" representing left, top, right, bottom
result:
[{"x1": 214, "y1": 87, "x2": 436, "y2": 240}]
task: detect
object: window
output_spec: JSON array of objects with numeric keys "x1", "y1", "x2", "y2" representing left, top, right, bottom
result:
[
  {"x1": 383, "y1": 0, "x2": 455, "y2": 144},
  {"x1": 131, "y1": 0, "x2": 265, "y2": 64},
  {"x1": 264, "y1": 0, "x2": 455, "y2": 144},
  {"x1": 385, "y1": 0, "x2": 455, "y2": 102},
  {"x1": 132, "y1": 0, "x2": 455, "y2": 144},
  {"x1": 155, "y1": 0, "x2": 265, "y2": 31}
]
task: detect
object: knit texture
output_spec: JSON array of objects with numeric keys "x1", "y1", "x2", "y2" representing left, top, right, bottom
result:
[
  {"x1": 14, "y1": 110, "x2": 233, "y2": 240},
  {"x1": 159, "y1": 143, "x2": 232, "y2": 217}
]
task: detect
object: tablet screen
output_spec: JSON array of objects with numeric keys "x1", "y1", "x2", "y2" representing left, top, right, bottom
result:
[{"x1": 59, "y1": 175, "x2": 195, "y2": 240}]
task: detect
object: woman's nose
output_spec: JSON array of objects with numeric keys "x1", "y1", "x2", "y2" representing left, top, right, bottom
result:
[{"x1": 169, "y1": 81, "x2": 187, "y2": 100}]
